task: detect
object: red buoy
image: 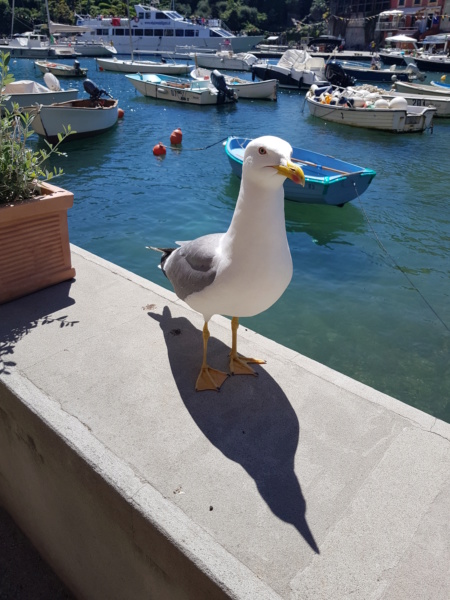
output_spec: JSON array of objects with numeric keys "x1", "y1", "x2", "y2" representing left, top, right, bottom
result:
[
  {"x1": 118, "y1": 108, "x2": 125, "y2": 118},
  {"x1": 170, "y1": 127, "x2": 182, "y2": 145},
  {"x1": 99, "y1": 66, "x2": 104, "y2": 71},
  {"x1": 153, "y1": 142, "x2": 166, "y2": 156}
]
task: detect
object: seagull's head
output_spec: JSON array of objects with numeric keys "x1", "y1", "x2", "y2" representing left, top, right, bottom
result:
[{"x1": 243, "y1": 136, "x2": 305, "y2": 189}]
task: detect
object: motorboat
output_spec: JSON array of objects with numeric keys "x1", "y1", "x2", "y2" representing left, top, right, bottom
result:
[
  {"x1": 126, "y1": 70, "x2": 237, "y2": 105},
  {"x1": 325, "y1": 58, "x2": 425, "y2": 83},
  {"x1": 391, "y1": 79, "x2": 450, "y2": 97},
  {"x1": 225, "y1": 136, "x2": 376, "y2": 206},
  {"x1": 430, "y1": 78, "x2": 450, "y2": 90},
  {"x1": 306, "y1": 84, "x2": 436, "y2": 133},
  {"x1": 74, "y1": 4, "x2": 264, "y2": 53},
  {"x1": 28, "y1": 79, "x2": 119, "y2": 143},
  {"x1": 190, "y1": 67, "x2": 277, "y2": 101},
  {"x1": 0, "y1": 31, "x2": 78, "y2": 59},
  {"x1": 96, "y1": 57, "x2": 190, "y2": 75},
  {"x1": 1, "y1": 72, "x2": 78, "y2": 113},
  {"x1": 251, "y1": 49, "x2": 327, "y2": 89},
  {"x1": 193, "y1": 47, "x2": 258, "y2": 71},
  {"x1": 35, "y1": 59, "x2": 88, "y2": 77},
  {"x1": 338, "y1": 83, "x2": 450, "y2": 119}
]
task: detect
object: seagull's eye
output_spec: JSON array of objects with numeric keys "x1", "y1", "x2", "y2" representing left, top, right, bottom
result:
[{"x1": 258, "y1": 147, "x2": 267, "y2": 155}]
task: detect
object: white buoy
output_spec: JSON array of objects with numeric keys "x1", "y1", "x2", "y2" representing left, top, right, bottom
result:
[
  {"x1": 43, "y1": 72, "x2": 60, "y2": 91},
  {"x1": 388, "y1": 96, "x2": 408, "y2": 110}
]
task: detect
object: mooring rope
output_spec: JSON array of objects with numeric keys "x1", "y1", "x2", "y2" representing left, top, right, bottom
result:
[{"x1": 354, "y1": 183, "x2": 449, "y2": 332}]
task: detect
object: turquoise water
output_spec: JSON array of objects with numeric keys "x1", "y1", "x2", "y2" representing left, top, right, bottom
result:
[{"x1": 10, "y1": 58, "x2": 450, "y2": 422}]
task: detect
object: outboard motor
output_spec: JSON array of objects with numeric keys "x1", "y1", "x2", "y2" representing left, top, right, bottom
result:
[
  {"x1": 324, "y1": 62, "x2": 356, "y2": 88},
  {"x1": 73, "y1": 59, "x2": 81, "y2": 74},
  {"x1": 210, "y1": 69, "x2": 237, "y2": 104},
  {"x1": 83, "y1": 79, "x2": 113, "y2": 101}
]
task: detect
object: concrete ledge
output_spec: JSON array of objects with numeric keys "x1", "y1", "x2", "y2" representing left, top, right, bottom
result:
[{"x1": 1, "y1": 245, "x2": 450, "y2": 600}]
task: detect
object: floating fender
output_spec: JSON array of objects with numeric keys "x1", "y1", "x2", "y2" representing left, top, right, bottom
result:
[
  {"x1": 388, "y1": 96, "x2": 407, "y2": 110},
  {"x1": 170, "y1": 127, "x2": 182, "y2": 145},
  {"x1": 118, "y1": 108, "x2": 125, "y2": 118},
  {"x1": 374, "y1": 98, "x2": 389, "y2": 109},
  {"x1": 153, "y1": 142, "x2": 166, "y2": 156},
  {"x1": 43, "y1": 72, "x2": 60, "y2": 91}
]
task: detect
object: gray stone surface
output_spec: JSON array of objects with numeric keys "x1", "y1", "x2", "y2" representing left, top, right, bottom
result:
[{"x1": 1, "y1": 245, "x2": 450, "y2": 600}]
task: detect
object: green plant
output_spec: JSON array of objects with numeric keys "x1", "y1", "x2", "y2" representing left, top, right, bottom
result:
[{"x1": 0, "y1": 51, "x2": 73, "y2": 205}]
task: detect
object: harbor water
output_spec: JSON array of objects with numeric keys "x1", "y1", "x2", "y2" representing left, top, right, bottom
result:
[{"x1": 9, "y1": 57, "x2": 450, "y2": 423}]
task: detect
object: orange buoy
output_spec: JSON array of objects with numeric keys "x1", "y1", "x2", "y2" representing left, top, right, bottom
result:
[
  {"x1": 153, "y1": 142, "x2": 166, "y2": 156},
  {"x1": 170, "y1": 127, "x2": 182, "y2": 145},
  {"x1": 118, "y1": 108, "x2": 125, "y2": 118}
]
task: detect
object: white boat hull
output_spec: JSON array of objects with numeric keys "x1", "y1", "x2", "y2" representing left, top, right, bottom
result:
[
  {"x1": 306, "y1": 93, "x2": 435, "y2": 133},
  {"x1": 392, "y1": 80, "x2": 450, "y2": 98},
  {"x1": 126, "y1": 74, "x2": 236, "y2": 105},
  {"x1": 96, "y1": 58, "x2": 190, "y2": 75},
  {"x1": 30, "y1": 99, "x2": 119, "y2": 142},
  {"x1": 194, "y1": 52, "x2": 257, "y2": 71},
  {"x1": 35, "y1": 61, "x2": 88, "y2": 78},
  {"x1": 382, "y1": 91, "x2": 450, "y2": 118},
  {"x1": 191, "y1": 68, "x2": 277, "y2": 100}
]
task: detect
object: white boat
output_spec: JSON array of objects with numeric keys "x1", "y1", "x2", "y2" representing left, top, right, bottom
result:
[
  {"x1": 52, "y1": 40, "x2": 117, "y2": 57},
  {"x1": 35, "y1": 59, "x2": 88, "y2": 78},
  {"x1": 190, "y1": 67, "x2": 277, "y2": 100},
  {"x1": 392, "y1": 80, "x2": 450, "y2": 98},
  {"x1": 74, "y1": 4, "x2": 264, "y2": 53},
  {"x1": 193, "y1": 48, "x2": 258, "y2": 71},
  {"x1": 28, "y1": 80, "x2": 119, "y2": 143},
  {"x1": 0, "y1": 32, "x2": 78, "y2": 59},
  {"x1": 251, "y1": 49, "x2": 327, "y2": 89},
  {"x1": 96, "y1": 56, "x2": 190, "y2": 75},
  {"x1": 334, "y1": 83, "x2": 450, "y2": 119},
  {"x1": 306, "y1": 85, "x2": 436, "y2": 133},
  {"x1": 1, "y1": 72, "x2": 78, "y2": 113},
  {"x1": 126, "y1": 72, "x2": 237, "y2": 105}
]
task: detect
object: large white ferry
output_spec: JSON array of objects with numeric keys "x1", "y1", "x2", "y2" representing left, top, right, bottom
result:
[{"x1": 75, "y1": 3, "x2": 264, "y2": 54}]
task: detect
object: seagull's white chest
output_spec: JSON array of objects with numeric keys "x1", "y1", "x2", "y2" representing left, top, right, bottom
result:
[{"x1": 185, "y1": 193, "x2": 293, "y2": 319}]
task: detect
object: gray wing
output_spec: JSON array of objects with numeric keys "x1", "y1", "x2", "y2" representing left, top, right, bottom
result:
[{"x1": 164, "y1": 233, "x2": 224, "y2": 300}]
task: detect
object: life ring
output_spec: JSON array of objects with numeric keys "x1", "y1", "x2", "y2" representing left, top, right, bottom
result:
[{"x1": 134, "y1": 16, "x2": 139, "y2": 23}]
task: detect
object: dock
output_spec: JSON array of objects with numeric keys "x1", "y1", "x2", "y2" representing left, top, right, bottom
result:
[{"x1": 1, "y1": 245, "x2": 449, "y2": 599}]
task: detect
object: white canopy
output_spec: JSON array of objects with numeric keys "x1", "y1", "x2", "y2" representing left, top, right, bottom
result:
[
  {"x1": 385, "y1": 35, "x2": 417, "y2": 43},
  {"x1": 49, "y1": 21, "x2": 91, "y2": 34}
]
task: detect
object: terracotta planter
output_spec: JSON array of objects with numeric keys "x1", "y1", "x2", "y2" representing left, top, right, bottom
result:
[{"x1": 0, "y1": 181, "x2": 76, "y2": 304}]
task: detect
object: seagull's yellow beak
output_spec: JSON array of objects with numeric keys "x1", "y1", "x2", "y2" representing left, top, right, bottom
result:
[{"x1": 275, "y1": 161, "x2": 305, "y2": 187}]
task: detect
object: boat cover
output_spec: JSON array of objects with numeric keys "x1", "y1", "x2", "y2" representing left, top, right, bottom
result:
[{"x1": 3, "y1": 80, "x2": 53, "y2": 94}]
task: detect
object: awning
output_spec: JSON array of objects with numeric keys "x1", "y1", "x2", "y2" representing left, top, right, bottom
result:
[
  {"x1": 49, "y1": 21, "x2": 91, "y2": 34},
  {"x1": 385, "y1": 35, "x2": 418, "y2": 43}
]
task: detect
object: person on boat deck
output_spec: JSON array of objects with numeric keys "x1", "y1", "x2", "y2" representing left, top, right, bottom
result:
[
  {"x1": 370, "y1": 40, "x2": 376, "y2": 54},
  {"x1": 370, "y1": 55, "x2": 379, "y2": 69}
]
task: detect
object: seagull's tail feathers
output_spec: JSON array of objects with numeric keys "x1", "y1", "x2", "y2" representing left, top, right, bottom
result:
[{"x1": 146, "y1": 246, "x2": 176, "y2": 276}]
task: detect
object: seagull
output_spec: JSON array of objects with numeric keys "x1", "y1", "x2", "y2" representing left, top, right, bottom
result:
[{"x1": 149, "y1": 136, "x2": 305, "y2": 391}]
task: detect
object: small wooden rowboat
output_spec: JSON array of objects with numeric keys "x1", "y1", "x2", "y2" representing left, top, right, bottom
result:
[{"x1": 225, "y1": 136, "x2": 376, "y2": 206}]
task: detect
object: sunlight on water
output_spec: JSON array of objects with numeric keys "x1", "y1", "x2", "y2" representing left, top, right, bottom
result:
[{"x1": 11, "y1": 57, "x2": 450, "y2": 422}]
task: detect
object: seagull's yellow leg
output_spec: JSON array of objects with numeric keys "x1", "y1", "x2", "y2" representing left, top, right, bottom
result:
[
  {"x1": 195, "y1": 321, "x2": 229, "y2": 392},
  {"x1": 229, "y1": 317, "x2": 266, "y2": 376}
]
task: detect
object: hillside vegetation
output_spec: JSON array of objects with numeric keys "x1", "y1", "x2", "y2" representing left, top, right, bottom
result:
[{"x1": 0, "y1": 0, "x2": 330, "y2": 40}]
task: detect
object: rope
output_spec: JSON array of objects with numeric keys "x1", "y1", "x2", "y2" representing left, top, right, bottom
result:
[
  {"x1": 168, "y1": 136, "x2": 229, "y2": 152},
  {"x1": 355, "y1": 183, "x2": 449, "y2": 332}
]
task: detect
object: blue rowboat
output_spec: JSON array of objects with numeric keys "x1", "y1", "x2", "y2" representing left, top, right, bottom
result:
[{"x1": 224, "y1": 136, "x2": 376, "y2": 206}]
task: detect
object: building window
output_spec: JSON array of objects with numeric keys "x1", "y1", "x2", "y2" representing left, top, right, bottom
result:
[{"x1": 398, "y1": 0, "x2": 405, "y2": 6}]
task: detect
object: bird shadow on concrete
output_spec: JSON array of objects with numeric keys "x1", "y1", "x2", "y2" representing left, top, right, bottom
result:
[
  {"x1": 148, "y1": 306, "x2": 319, "y2": 554},
  {"x1": 0, "y1": 281, "x2": 77, "y2": 376}
]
